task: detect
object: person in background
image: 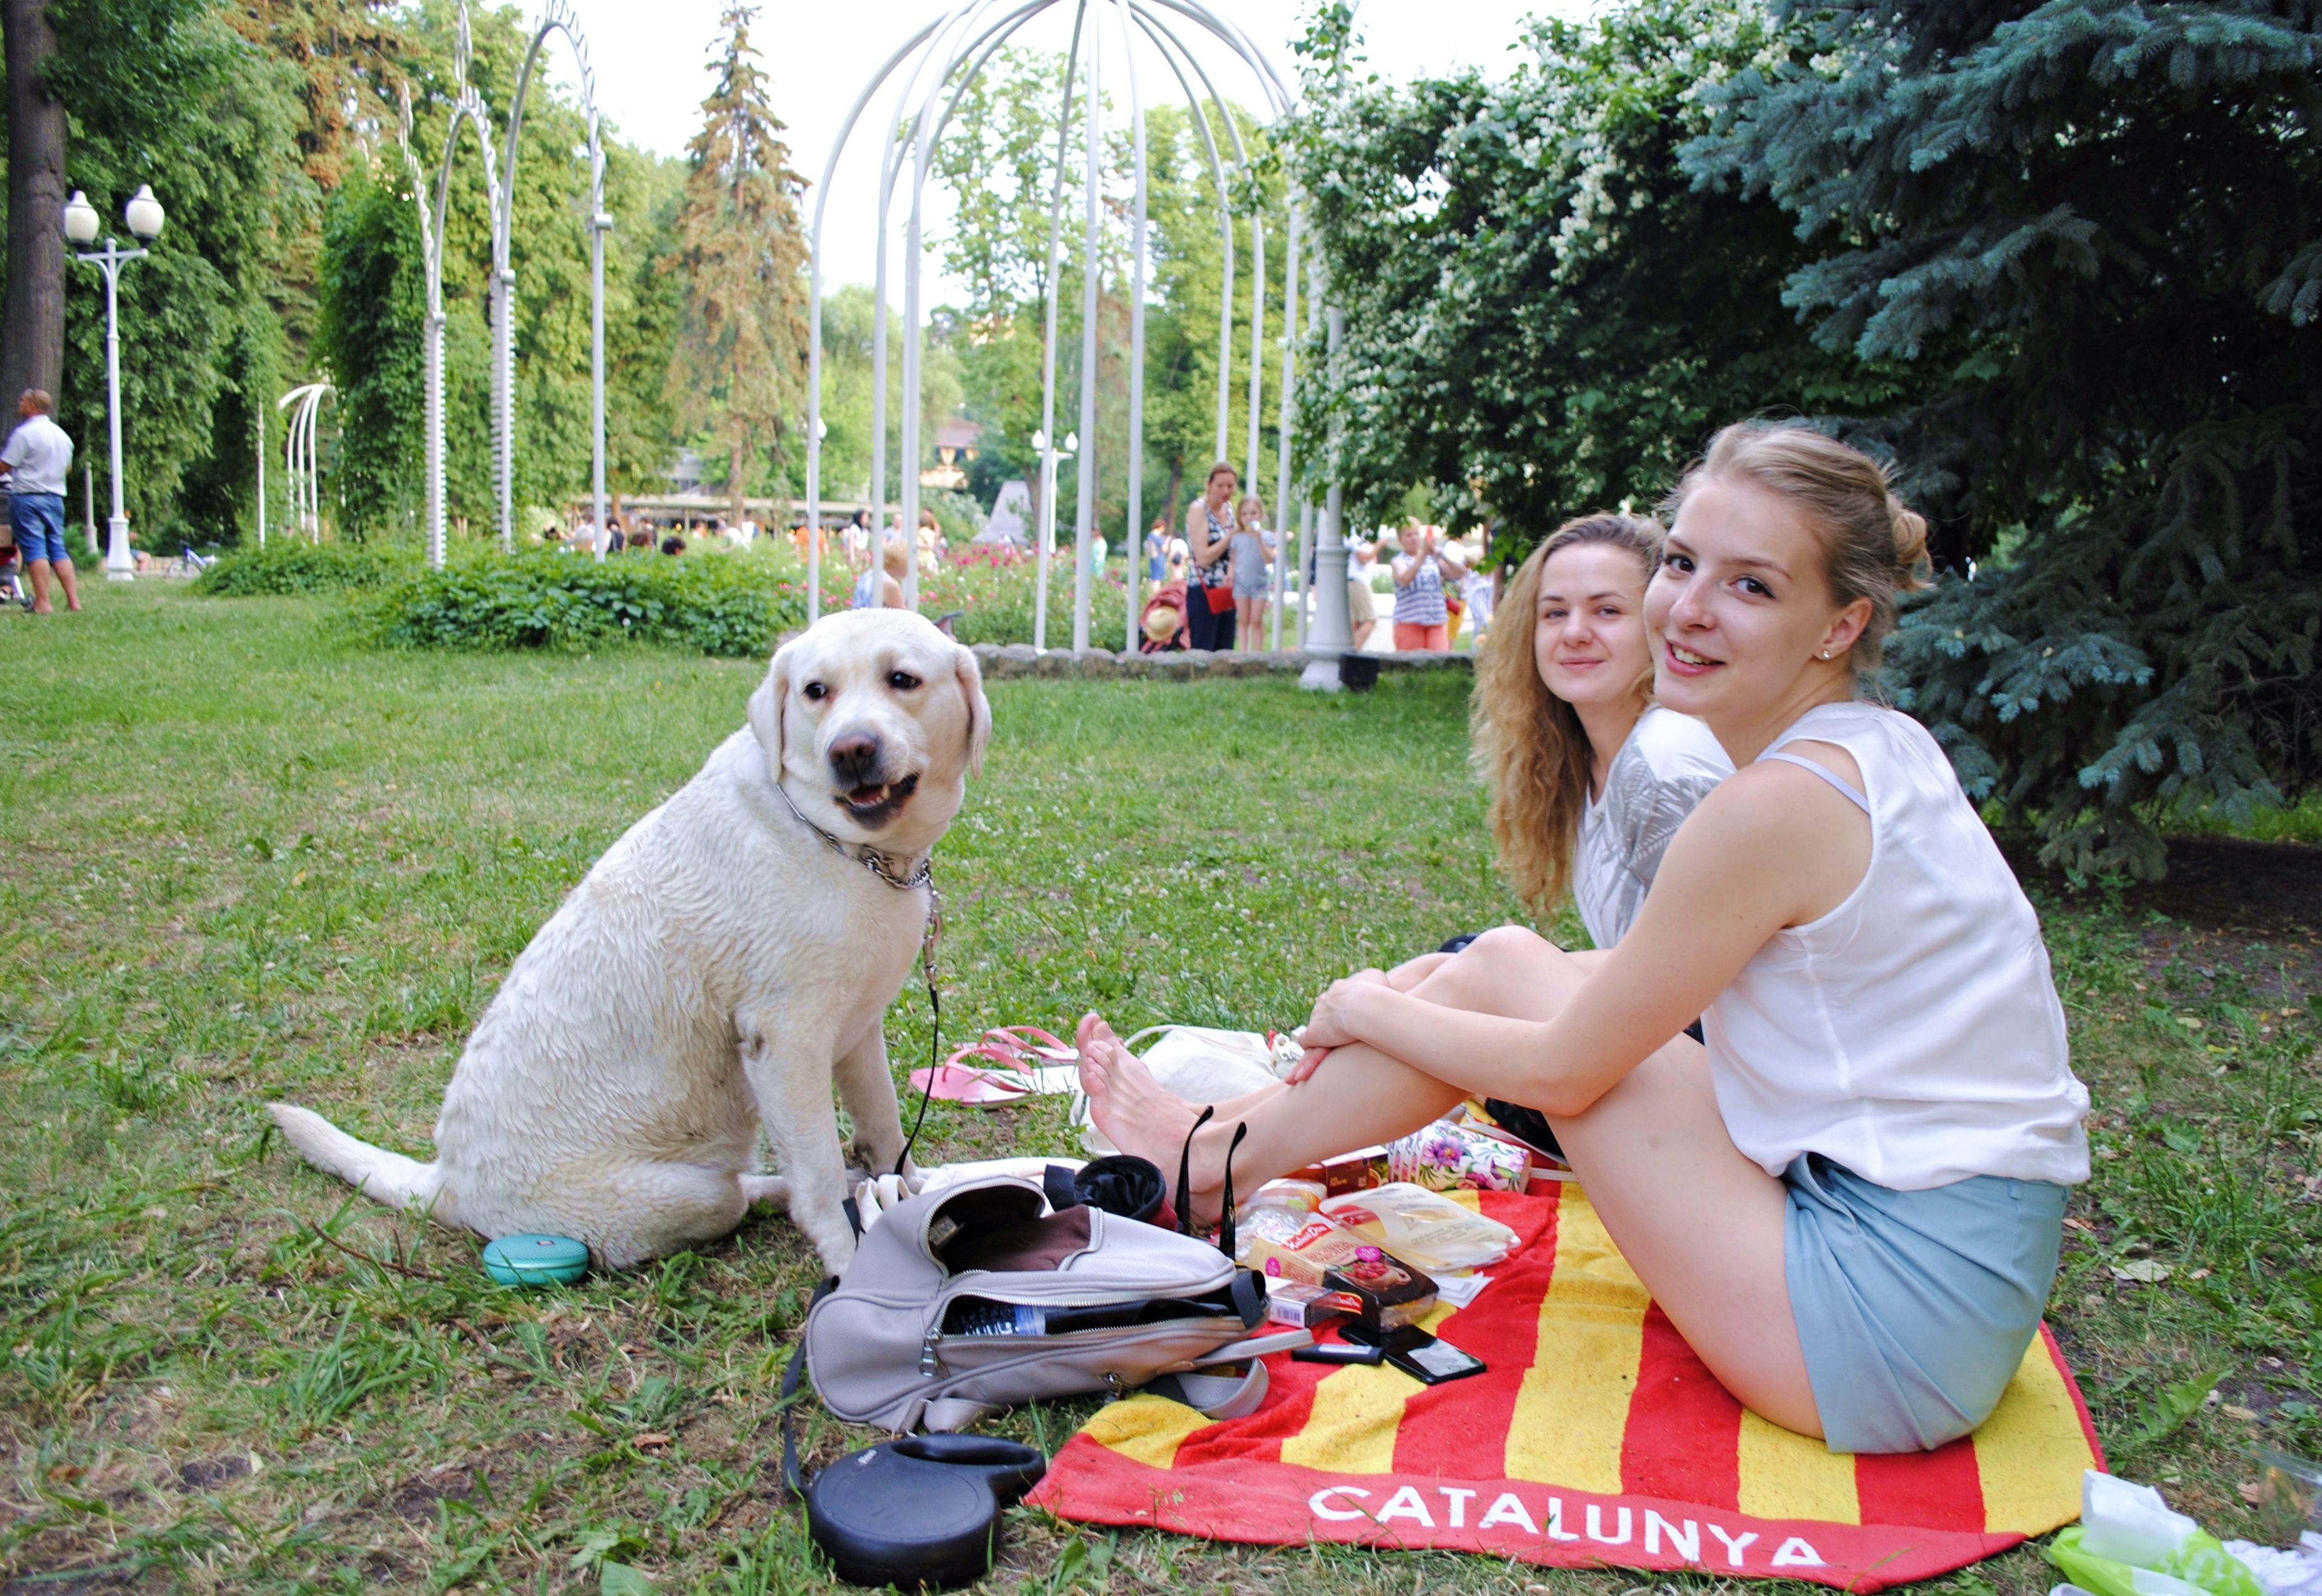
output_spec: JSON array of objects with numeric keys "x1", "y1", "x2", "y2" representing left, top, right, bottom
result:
[
  {"x1": 660, "y1": 532, "x2": 687, "y2": 556},
  {"x1": 1462, "y1": 529, "x2": 1500, "y2": 641},
  {"x1": 735, "y1": 513, "x2": 760, "y2": 546},
  {"x1": 1345, "y1": 535, "x2": 1382, "y2": 651},
  {"x1": 1390, "y1": 520, "x2": 1454, "y2": 651},
  {"x1": 853, "y1": 534, "x2": 908, "y2": 609},
  {"x1": 1145, "y1": 513, "x2": 1171, "y2": 582},
  {"x1": 917, "y1": 507, "x2": 945, "y2": 572},
  {"x1": 602, "y1": 516, "x2": 625, "y2": 555},
  {"x1": 628, "y1": 528, "x2": 654, "y2": 552},
  {"x1": 1181, "y1": 462, "x2": 1238, "y2": 651},
  {"x1": 1231, "y1": 492, "x2": 1272, "y2": 652},
  {"x1": 0, "y1": 390, "x2": 77, "y2": 614}
]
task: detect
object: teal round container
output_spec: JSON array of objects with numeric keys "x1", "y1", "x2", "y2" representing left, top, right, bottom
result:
[{"x1": 482, "y1": 1233, "x2": 590, "y2": 1287}]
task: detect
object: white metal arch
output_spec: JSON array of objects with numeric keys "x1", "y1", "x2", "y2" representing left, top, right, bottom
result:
[
  {"x1": 276, "y1": 382, "x2": 333, "y2": 543},
  {"x1": 494, "y1": 0, "x2": 611, "y2": 558},
  {"x1": 803, "y1": 0, "x2": 1323, "y2": 658},
  {"x1": 398, "y1": 14, "x2": 503, "y2": 571}
]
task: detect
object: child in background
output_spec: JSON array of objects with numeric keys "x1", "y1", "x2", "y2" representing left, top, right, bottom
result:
[{"x1": 1230, "y1": 492, "x2": 1272, "y2": 652}]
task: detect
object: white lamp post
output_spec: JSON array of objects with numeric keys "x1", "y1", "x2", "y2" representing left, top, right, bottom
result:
[{"x1": 63, "y1": 185, "x2": 162, "y2": 582}]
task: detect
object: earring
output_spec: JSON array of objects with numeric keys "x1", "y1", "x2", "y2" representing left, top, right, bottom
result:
[{"x1": 1819, "y1": 650, "x2": 1831, "y2": 659}]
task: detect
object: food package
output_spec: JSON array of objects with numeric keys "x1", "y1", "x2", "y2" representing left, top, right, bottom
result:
[
  {"x1": 1236, "y1": 1210, "x2": 1439, "y2": 1325},
  {"x1": 1321, "y1": 1182, "x2": 1521, "y2": 1273},
  {"x1": 1387, "y1": 1119, "x2": 1531, "y2": 1194},
  {"x1": 1287, "y1": 1146, "x2": 1391, "y2": 1198},
  {"x1": 1261, "y1": 1279, "x2": 1365, "y2": 1329},
  {"x1": 2046, "y1": 1472, "x2": 2264, "y2": 1596}
]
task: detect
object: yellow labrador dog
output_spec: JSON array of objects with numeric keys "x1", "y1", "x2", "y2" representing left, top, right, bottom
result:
[{"x1": 270, "y1": 609, "x2": 988, "y2": 1274}]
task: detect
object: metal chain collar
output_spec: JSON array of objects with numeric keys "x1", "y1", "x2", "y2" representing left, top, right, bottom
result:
[{"x1": 770, "y1": 776, "x2": 944, "y2": 993}]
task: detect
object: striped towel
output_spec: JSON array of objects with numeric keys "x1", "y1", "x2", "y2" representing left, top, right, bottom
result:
[{"x1": 1028, "y1": 1184, "x2": 2100, "y2": 1590}]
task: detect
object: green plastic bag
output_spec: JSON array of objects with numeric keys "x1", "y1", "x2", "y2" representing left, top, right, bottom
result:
[{"x1": 2045, "y1": 1474, "x2": 2264, "y2": 1596}]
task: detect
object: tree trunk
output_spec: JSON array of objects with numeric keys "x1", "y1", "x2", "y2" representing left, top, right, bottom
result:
[
  {"x1": 1, "y1": 0, "x2": 65, "y2": 408},
  {"x1": 728, "y1": 432, "x2": 745, "y2": 530}
]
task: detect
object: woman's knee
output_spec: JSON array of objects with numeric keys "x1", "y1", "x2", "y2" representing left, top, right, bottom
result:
[{"x1": 1420, "y1": 924, "x2": 1567, "y2": 1014}]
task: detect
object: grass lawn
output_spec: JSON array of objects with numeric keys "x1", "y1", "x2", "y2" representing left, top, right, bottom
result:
[{"x1": 1, "y1": 583, "x2": 2317, "y2": 1595}]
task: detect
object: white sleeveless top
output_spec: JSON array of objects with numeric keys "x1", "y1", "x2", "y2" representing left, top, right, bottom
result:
[
  {"x1": 1573, "y1": 707, "x2": 1732, "y2": 949},
  {"x1": 1702, "y1": 701, "x2": 2090, "y2": 1190}
]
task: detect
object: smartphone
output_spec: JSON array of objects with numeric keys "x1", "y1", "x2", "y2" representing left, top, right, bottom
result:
[
  {"x1": 1387, "y1": 1337, "x2": 1487, "y2": 1385},
  {"x1": 1341, "y1": 1321, "x2": 1429, "y2": 1354},
  {"x1": 1292, "y1": 1341, "x2": 1385, "y2": 1366}
]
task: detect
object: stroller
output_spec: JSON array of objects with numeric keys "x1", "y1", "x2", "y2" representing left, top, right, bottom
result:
[{"x1": 1139, "y1": 578, "x2": 1188, "y2": 653}]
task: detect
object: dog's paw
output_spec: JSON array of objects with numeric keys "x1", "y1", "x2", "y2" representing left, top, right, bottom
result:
[{"x1": 811, "y1": 1225, "x2": 859, "y2": 1278}]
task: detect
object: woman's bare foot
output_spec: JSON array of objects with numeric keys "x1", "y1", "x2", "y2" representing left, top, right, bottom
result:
[{"x1": 1075, "y1": 1012, "x2": 1221, "y2": 1222}]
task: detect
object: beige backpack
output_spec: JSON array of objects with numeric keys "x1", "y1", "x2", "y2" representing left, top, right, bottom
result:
[{"x1": 801, "y1": 1173, "x2": 1302, "y2": 1434}]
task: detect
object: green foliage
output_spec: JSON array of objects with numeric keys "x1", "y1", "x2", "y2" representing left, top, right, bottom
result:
[
  {"x1": 46, "y1": 0, "x2": 312, "y2": 547},
  {"x1": 318, "y1": 162, "x2": 426, "y2": 539},
  {"x1": 1288, "y1": 0, "x2": 1864, "y2": 552},
  {"x1": 373, "y1": 550, "x2": 803, "y2": 657},
  {"x1": 1688, "y1": 0, "x2": 2322, "y2": 874},
  {"x1": 196, "y1": 538, "x2": 420, "y2": 596},
  {"x1": 664, "y1": 4, "x2": 810, "y2": 516}
]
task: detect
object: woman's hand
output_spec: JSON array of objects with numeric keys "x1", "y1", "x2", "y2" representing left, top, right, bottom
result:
[{"x1": 1286, "y1": 969, "x2": 1391, "y2": 1083}]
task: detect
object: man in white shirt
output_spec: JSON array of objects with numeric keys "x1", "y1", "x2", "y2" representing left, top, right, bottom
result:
[{"x1": 0, "y1": 390, "x2": 77, "y2": 613}]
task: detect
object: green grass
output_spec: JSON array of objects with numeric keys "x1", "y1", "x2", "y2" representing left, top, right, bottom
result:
[{"x1": 0, "y1": 585, "x2": 2316, "y2": 1593}]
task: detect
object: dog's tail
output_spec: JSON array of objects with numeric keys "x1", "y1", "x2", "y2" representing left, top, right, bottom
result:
[{"x1": 268, "y1": 1104, "x2": 455, "y2": 1223}]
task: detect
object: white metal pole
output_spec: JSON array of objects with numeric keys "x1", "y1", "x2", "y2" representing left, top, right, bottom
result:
[
  {"x1": 1271, "y1": 208, "x2": 1298, "y2": 651},
  {"x1": 1033, "y1": 6, "x2": 1088, "y2": 652},
  {"x1": 255, "y1": 413, "x2": 265, "y2": 546},
  {"x1": 1245, "y1": 214, "x2": 1263, "y2": 491},
  {"x1": 590, "y1": 154, "x2": 608, "y2": 561},
  {"x1": 1116, "y1": 0, "x2": 1146, "y2": 652},
  {"x1": 1071, "y1": 7, "x2": 1100, "y2": 652},
  {"x1": 101, "y1": 248, "x2": 132, "y2": 581}
]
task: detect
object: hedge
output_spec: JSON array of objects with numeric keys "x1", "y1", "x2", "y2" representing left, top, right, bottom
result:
[{"x1": 371, "y1": 550, "x2": 805, "y2": 658}]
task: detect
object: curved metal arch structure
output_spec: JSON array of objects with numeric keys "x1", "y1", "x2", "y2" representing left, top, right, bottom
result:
[
  {"x1": 276, "y1": 382, "x2": 333, "y2": 543},
  {"x1": 493, "y1": 0, "x2": 612, "y2": 557},
  {"x1": 398, "y1": 16, "x2": 503, "y2": 570},
  {"x1": 804, "y1": 0, "x2": 1328, "y2": 657}
]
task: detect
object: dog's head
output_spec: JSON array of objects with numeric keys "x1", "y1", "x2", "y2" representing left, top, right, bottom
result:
[{"x1": 747, "y1": 609, "x2": 989, "y2": 853}]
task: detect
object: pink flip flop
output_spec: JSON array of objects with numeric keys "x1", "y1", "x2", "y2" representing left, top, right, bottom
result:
[
  {"x1": 979, "y1": 1025, "x2": 1079, "y2": 1065},
  {"x1": 908, "y1": 1043, "x2": 1036, "y2": 1107}
]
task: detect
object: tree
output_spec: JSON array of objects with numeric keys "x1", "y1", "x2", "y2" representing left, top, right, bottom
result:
[
  {"x1": 1287, "y1": 0, "x2": 1861, "y2": 551},
  {"x1": 664, "y1": 3, "x2": 808, "y2": 526},
  {"x1": 318, "y1": 158, "x2": 423, "y2": 537},
  {"x1": 1, "y1": 0, "x2": 66, "y2": 407},
  {"x1": 1687, "y1": 1, "x2": 2322, "y2": 874}
]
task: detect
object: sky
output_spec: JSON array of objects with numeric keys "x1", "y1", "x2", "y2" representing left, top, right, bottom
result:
[{"x1": 548, "y1": 0, "x2": 1599, "y2": 295}]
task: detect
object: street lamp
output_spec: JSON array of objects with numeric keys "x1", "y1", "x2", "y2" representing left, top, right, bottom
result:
[{"x1": 63, "y1": 184, "x2": 162, "y2": 582}]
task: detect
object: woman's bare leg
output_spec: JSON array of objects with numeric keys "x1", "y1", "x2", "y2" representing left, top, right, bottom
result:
[{"x1": 1077, "y1": 925, "x2": 1818, "y2": 1435}]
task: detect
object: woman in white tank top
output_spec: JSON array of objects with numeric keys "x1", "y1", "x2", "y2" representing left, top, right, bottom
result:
[{"x1": 1075, "y1": 422, "x2": 2090, "y2": 1454}]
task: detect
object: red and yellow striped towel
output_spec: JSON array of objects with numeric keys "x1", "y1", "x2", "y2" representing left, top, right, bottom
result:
[{"x1": 1028, "y1": 1184, "x2": 2101, "y2": 1589}]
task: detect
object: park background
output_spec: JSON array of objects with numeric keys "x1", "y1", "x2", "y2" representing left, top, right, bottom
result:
[{"x1": 1, "y1": 0, "x2": 2319, "y2": 1591}]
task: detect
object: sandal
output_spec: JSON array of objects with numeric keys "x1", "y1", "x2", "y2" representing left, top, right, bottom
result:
[
  {"x1": 908, "y1": 1041, "x2": 1036, "y2": 1107},
  {"x1": 980, "y1": 1024, "x2": 1078, "y2": 1065}
]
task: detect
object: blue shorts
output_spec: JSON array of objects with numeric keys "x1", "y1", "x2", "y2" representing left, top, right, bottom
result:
[
  {"x1": 10, "y1": 493, "x2": 67, "y2": 565},
  {"x1": 1783, "y1": 1153, "x2": 2065, "y2": 1454}
]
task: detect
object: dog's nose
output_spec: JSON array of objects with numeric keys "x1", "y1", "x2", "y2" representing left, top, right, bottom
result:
[{"x1": 828, "y1": 733, "x2": 883, "y2": 787}]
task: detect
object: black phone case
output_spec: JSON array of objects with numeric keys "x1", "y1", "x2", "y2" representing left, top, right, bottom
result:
[{"x1": 1386, "y1": 1340, "x2": 1488, "y2": 1385}]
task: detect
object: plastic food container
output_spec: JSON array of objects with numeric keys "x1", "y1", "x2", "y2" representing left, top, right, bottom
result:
[{"x1": 482, "y1": 1233, "x2": 591, "y2": 1287}]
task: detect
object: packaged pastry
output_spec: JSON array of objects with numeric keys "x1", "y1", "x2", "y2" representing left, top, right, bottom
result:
[
  {"x1": 1322, "y1": 1183, "x2": 1520, "y2": 1272},
  {"x1": 1261, "y1": 1278, "x2": 1365, "y2": 1329},
  {"x1": 1387, "y1": 1119, "x2": 1531, "y2": 1194}
]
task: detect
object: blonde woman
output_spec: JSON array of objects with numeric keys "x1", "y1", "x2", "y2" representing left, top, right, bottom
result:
[{"x1": 1079, "y1": 423, "x2": 2089, "y2": 1454}]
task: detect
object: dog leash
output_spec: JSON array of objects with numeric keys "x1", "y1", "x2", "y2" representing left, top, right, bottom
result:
[{"x1": 772, "y1": 777, "x2": 942, "y2": 1178}]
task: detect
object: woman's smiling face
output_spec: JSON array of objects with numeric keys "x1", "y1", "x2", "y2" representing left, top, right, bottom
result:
[
  {"x1": 1534, "y1": 541, "x2": 1651, "y2": 710},
  {"x1": 1645, "y1": 473, "x2": 1863, "y2": 723}
]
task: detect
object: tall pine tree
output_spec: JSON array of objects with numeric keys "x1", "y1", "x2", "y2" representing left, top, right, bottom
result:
[
  {"x1": 1688, "y1": 1, "x2": 2321, "y2": 876},
  {"x1": 666, "y1": 4, "x2": 808, "y2": 526}
]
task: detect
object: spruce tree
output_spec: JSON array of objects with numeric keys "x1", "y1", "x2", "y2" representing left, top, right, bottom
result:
[
  {"x1": 1688, "y1": 1, "x2": 2321, "y2": 876},
  {"x1": 666, "y1": 3, "x2": 809, "y2": 526}
]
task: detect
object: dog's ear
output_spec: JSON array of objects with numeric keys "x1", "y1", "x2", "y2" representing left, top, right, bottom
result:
[
  {"x1": 954, "y1": 643, "x2": 990, "y2": 778},
  {"x1": 748, "y1": 642, "x2": 794, "y2": 784}
]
